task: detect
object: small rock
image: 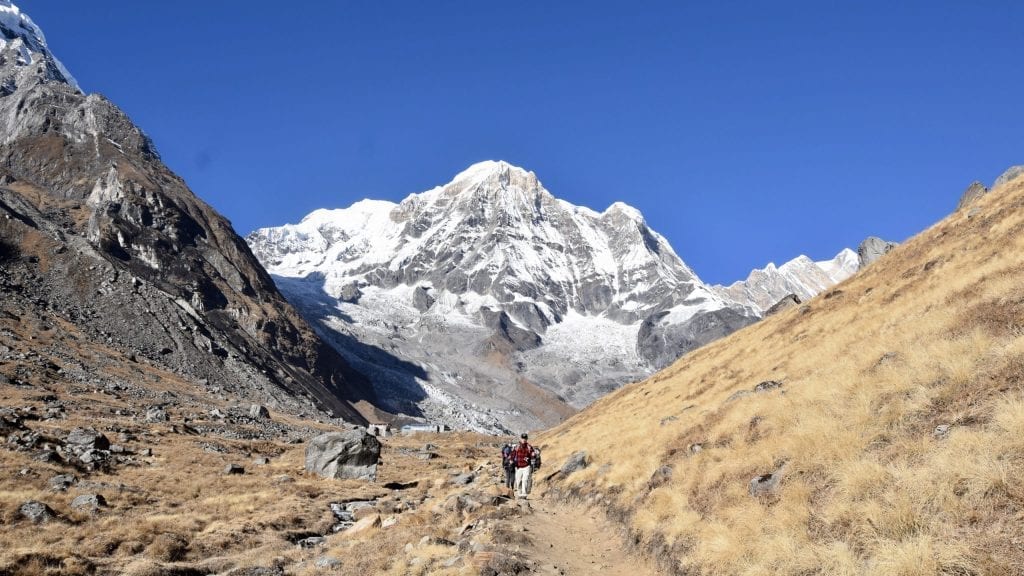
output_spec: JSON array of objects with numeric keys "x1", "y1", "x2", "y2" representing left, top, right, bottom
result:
[
  {"x1": 753, "y1": 380, "x2": 783, "y2": 393},
  {"x1": 48, "y1": 474, "x2": 77, "y2": 492},
  {"x1": 688, "y1": 443, "x2": 703, "y2": 454},
  {"x1": 140, "y1": 448, "x2": 153, "y2": 457},
  {"x1": 252, "y1": 457, "x2": 270, "y2": 466},
  {"x1": 210, "y1": 408, "x2": 225, "y2": 419},
  {"x1": 934, "y1": 424, "x2": 951, "y2": 439},
  {"x1": 417, "y1": 451, "x2": 438, "y2": 460},
  {"x1": 314, "y1": 556, "x2": 342, "y2": 569},
  {"x1": 560, "y1": 451, "x2": 588, "y2": 476},
  {"x1": 297, "y1": 537, "x2": 326, "y2": 549},
  {"x1": 382, "y1": 516, "x2": 398, "y2": 528},
  {"x1": 70, "y1": 494, "x2": 107, "y2": 511},
  {"x1": 145, "y1": 406, "x2": 168, "y2": 423},
  {"x1": 659, "y1": 415, "x2": 678, "y2": 426},
  {"x1": 453, "y1": 472, "x2": 475, "y2": 486},
  {"x1": 19, "y1": 501, "x2": 56, "y2": 524},
  {"x1": 224, "y1": 464, "x2": 245, "y2": 475},
  {"x1": 249, "y1": 404, "x2": 270, "y2": 419},
  {"x1": 749, "y1": 466, "x2": 786, "y2": 498}
]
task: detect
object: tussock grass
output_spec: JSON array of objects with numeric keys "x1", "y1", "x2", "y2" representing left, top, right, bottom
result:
[{"x1": 541, "y1": 177, "x2": 1024, "y2": 574}]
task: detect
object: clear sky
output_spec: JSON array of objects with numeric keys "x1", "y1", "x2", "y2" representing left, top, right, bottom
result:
[{"x1": 21, "y1": 1, "x2": 1024, "y2": 285}]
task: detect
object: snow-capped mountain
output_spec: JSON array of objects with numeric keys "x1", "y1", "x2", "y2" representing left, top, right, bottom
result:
[
  {"x1": 712, "y1": 249, "x2": 860, "y2": 314},
  {"x1": 247, "y1": 161, "x2": 759, "y2": 431},
  {"x1": 0, "y1": 1, "x2": 79, "y2": 93}
]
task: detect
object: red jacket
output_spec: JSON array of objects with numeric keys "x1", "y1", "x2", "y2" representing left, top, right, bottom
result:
[{"x1": 511, "y1": 442, "x2": 534, "y2": 468}]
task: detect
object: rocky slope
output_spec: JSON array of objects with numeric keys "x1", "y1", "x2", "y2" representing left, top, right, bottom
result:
[
  {"x1": 248, "y1": 162, "x2": 857, "y2": 432},
  {"x1": 538, "y1": 165, "x2": 1024, "y2": 575},
  {"x1": 0, "y1": 1, "x2": 376, "y2": 424}
]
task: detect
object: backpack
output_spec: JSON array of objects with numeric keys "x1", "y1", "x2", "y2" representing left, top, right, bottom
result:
[
  {"x1": 501, "y1": 444, "x2": 512, "y2": 467},
  {"x1": 530, "y1": 448, "x2": 541, "y2": 470}
]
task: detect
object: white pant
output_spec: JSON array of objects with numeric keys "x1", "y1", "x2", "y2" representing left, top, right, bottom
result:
[{"x1": 514, "y1": 466, "x2": 532, "y2": 497}]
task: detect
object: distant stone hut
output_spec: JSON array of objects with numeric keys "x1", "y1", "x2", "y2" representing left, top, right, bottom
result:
[
  {"x1": 400, "y1": 423, "x2": 449, "y2": 435},
  {"x1": 367, "y1": 422, "x2": 391, "y2": 437}
]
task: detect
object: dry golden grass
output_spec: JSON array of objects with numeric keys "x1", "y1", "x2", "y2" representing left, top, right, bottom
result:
[{"x1": 540, "y1": 177, "x2": 1024, "y2": 575}]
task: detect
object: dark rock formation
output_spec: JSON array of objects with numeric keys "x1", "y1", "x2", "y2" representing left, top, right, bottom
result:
[
  {"x1": 0, "y1": 22, "x2": 375, "y2": 424},
  {"x1": 764, "y1": 294, "x2": 801, "y2": 316},
  {"x1": 637, "y1": 307, "x2": 757, "y2": 370}
]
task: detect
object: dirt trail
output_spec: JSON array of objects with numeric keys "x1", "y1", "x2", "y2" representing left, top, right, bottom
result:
[{"x1": 512, "y1": 497, "x2": 660, "y2": 576}]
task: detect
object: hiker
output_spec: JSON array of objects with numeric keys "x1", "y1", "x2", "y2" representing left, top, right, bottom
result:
[
  {"x1": 501, "y1": 442, "x2": 515, "y2": 496},
  {"x1": 510, "y1": 433, "x2": 537, "y2": 499}
]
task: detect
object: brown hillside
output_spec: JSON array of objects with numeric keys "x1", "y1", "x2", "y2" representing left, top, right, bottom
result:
[{"x1": 539, "y1": 174, "x2": 1024, "y2": 575}]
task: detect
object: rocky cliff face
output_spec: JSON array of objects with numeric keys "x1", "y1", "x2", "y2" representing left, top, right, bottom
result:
[
  {"x1": 248, "y1": 161, "x2": 764, "y2": 431},
  {"x1": 0, "y1": 2, "x2": 374, "y2": 424}
]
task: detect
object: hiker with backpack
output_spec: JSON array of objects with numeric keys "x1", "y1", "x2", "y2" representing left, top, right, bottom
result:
[
  {"x1": 510, "y1": 433, "x2": 540, "y2": 499},
  {"x1": 501, "y1": 442, "x2": 515, "y2": 497}
]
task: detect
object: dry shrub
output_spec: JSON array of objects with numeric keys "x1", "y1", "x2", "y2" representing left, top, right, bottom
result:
[{"x1": 145, "y1": 533, "x2": 189, "y2": 562}]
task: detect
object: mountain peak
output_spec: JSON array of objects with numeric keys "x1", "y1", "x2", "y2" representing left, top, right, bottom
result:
[
  {"x1": 0, "y1": 1, "x2": 79, "y2": 91},
  {"x1": 603, "y1": 201, "x2": 645, "y2": 222},
  {"x1": 447, "y1": 160, "x2": 538, "y2": 191}
]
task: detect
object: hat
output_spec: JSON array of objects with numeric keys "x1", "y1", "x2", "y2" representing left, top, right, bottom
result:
[{"x1": 520, "y1": 433, "x2": 528, "y2": 439}]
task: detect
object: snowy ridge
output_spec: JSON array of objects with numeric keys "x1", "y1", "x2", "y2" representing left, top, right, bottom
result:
[
  {"x1": 712, "y1": 248, "x2": 859, "y2": 314},
  {"x1": 0, "y1": 2, "x2": 80, "y2": 91}
]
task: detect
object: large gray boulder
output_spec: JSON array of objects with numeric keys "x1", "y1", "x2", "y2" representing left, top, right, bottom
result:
[
  {"x1": 857, "y1": 237, "x2": 898, "y2": 269},
  {"x1": 305, "y1": 429, "x2": 381, "y2": 481}
]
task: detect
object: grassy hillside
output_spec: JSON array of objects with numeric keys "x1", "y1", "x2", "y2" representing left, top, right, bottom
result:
[{"x1": 540, "y1": 175, "x2": 1024, "y2": 575}]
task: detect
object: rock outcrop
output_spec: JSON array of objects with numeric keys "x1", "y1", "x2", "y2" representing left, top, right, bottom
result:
[
  {"x1": 957, "y1": 181, "x2": 989, "y2": 210},
  {"x1": 857, "y1": 237, "x2": 899, "y2": 268},
  {"x1": 0, "y1": 3, "x2": 376, "y2": 424}
]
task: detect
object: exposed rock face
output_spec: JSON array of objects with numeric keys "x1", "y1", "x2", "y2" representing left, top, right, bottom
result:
[
  {"x1": 248, "y1": 161, "x2": 756, "y2": 431},
  {"x1": 712, "y1": 250, "x2": 858, "y2": 314},
  {"x1": 305, "y1": 429, "x2": 381, "y2": 481},
  {"x1": 0, "y1": 3, "x2": 375, "y2": 424},
  {"x1": 994, "y1": 165, "x2": 1024, "y2": 189},
  {"x1": 857, "y1": 237, "x2": 899, "y2": 268},
  {"x1": 957, "y1": 181, "x2": 989, "y2": 210},
  {"x1": 637, "y1": 306, "x2": 756, "y2": 370},
  {"x1": 764, "y1": 294, "x2": 801, "y2": 316}
]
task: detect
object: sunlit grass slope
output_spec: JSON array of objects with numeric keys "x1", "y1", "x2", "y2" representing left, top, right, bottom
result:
[{"x1": 541, "y1": 176, "x2": 1024, "y2": 576}]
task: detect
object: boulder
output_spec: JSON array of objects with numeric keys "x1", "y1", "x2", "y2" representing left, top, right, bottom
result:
[
  {"x1": 412, "y1": 285, "x2": 435, "y2": 312},
  {"x1": 145, "y1": 406, "x2": 168, "y2": 423},
  {"x1": 249, "y1": 404, "x2": 270, "y2": 419},
  {"x1": 453, "y1": 472, "x2": 475, "y2": 486},
  {"x1": 19, "y1": 501, "x2": 56, "y2": 524},
  {"x1": 857, "y1": 237, "x2": 898, "y2": 269},
  {"x1": 224, "y1": 464, "x2": 245, "y2": 475},
  {"x1": 66, "y1": 428, "x2": 110, "y2": 451},
  {"x1": 560, "y1": 451, "x2": 588, "y2": 476},
  {"x1": 70, "y1": 494, "x2": 107, "y2": 511},
  {"x1": 338, "y1": 282, "x2": 362, "y2": 304},
  {"x1": 48, "y1": 474, "x2": 77, "y2": 492},
  {"x1": 305, "y1": 430, "x2": 381, "y2": 481}
]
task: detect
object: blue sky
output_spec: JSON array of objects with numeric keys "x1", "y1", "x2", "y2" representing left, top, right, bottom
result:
[{"x1": 22, "y1": 1, "x2": 1024, "y2": 284}]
